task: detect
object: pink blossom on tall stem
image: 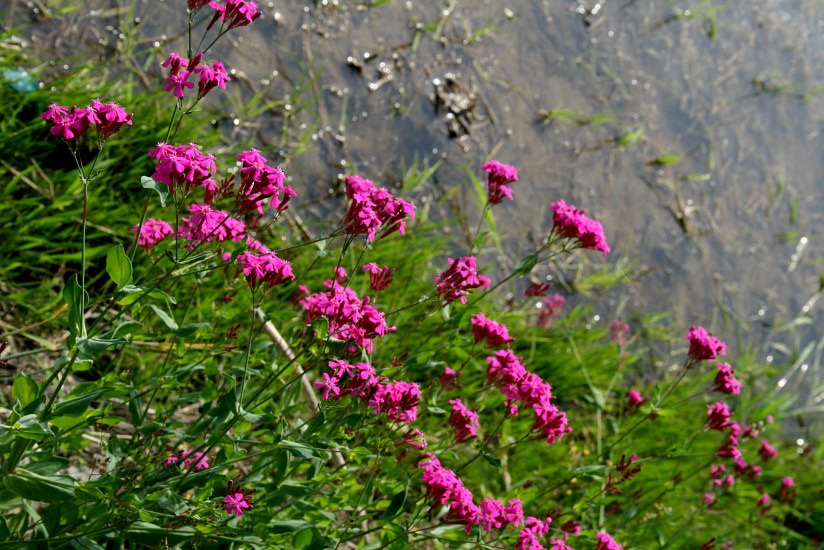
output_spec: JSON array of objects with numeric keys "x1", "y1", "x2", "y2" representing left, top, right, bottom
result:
[
  {"x1": 148, "y1": 143, "x2": 217, "y2": 195},
  {"x1": 471, "y1": 313, "x2": 514, "y2": 347},
  {"x1": 707, "y1": 401, "x2": 732, "y2": 431},
  {"x1": 178, "y1": 204, "x2": 245, "y2": 249},
  {"x1": 481, "y1": 159, "x2": 518, "y2": 205},
  {"x1": 237, "y1": 252, "x2": 295, "y2": 289},
  {"x1": 686, "y1": 325, "x2": 727, "y2": 362},
  {"x1": 439, "y1": 366, "x2": 460, "y2": 389},
  {"x1": 777, "y1": 477, "x2": 795, "y2": 504},
  {"x1": 434, "y1": 256, "x2": 490, "y2": 304},
  {"x1": 609, "y1": 320, "x2": 630, "y2": 345},
  {"x1": 756, "y1": 492, "x2": 772, "y2": 515},
  {"x1": 207, "y1": 0, "x2": 261, "y2": 31},
  {"x1": 550, "y1": 199, "x2": 610, "y2": 256},
  {"x1": 758, "y1": 440, "x2": 777, "y2": 461},
  {"x1": 403, "y1": 429, "x2": 428, "y2": 450},
  {"x1": 195, "y1": 61, "x2": 231, "y2": 98},
  {"x1": 188, "y1": 0, "x2": 211, "y2": 11},
  {"x1": 626, "y1": 390, "x2": 648, "y2": 411},
  {"x1": 342, "y1": 175, "x2": 415, "y2": 241},
  {"x1": 223, "y1": 480, "x2": 255, "y2": 517},
  {"x1": 313, "y1": 372, "x2": 341, "y2": 400},
  {"x1": 595, "y1": 532, "x2": 623, "y2": 550},
  {"x1": 41, "y1": 103, "x2": 95, "y2": 146},
  {"x1": 88, "y1": 99, "x2": 133, "y2": 140},
  {"x1": 525, "y1": 281, "x2": 552, "y2": 297},
  {"x1": 712, "y1": 362, "x2": 741, "y2": 394},
  {"x1": 133, "y1": 218, "x2": 174, "y2": 249},
  {"x1": 448, "y1": 399, "x2": 481, "y2": 442},
  {"x1": 180, "y1": 449, "x2": 210, "y2": 470},
  {"x1": 363, "y1": 262, "x2": 395, "y2": 291},
  {"x1": 536, "y1": 294, "x2": 565, "y2": 328},
  {"x1": 516, "y1": 516, "x2": 552, "y2": 550},
  {"x1": 236, "y1": 148, "x2": 296, "y2": 213}
]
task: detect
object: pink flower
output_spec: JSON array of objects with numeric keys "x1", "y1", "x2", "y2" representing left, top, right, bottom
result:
[
  {"x1": 178, "y1": 204, "x2": 245, "y2": 249},
  {"x1": 777, "y1": 477, "x2": 795, "y2": 504},
  {"x1": 362, "y1": 262, "x2": 395, "y2": 291},
  {"x1": 223, "y1": 480, "x2": 255, "y2": 517},
  {"x1": 434, "y1": 256, "x2": 490, "y2": 304},
  {"x1": 162, "y1": 452, "x2": 179, "y2": 467},
  {"x1": 595, "y1": 532, "x2": 623, "y2": 550},
  {"x1": 517, "y1": 516, "x2": 552, "y2": 550},
  {"x1": 758, "y1": 440, "x2": 777, "y2": 461},
  {"x1": 686, "y1": 325, "x2": 726, "y2": 362},
  {"x1": 609, "y1": 320, "x2": 630, "y2": 345},
  {"x1": 712, "y1": 363, "x2": 741, "y2": 395},
  {"x1": 560, "y1": 520, "x2": 581, "y2": 535},
  {"x1": 236, "y1": 149, "x2": 296, "y2": 214},
  {"x1": 314, "y1": 372, "x2": 341, "y2": 400},
  {"x1": 88, "y1": 99, "x2": 133, "y2": 140},
  {"x1": 403, "y1": 429, "x2": 428, "y2": 450},
  {"x1": 370, "y1": 381, "x2": 421, "y2": 424},
  {"x1": 133, "y1": 218, "x2": 174, "y2": 249},
  {"x1": 537, "y1": 294, "x2": 565, "y2": 328},
  {"x1": 188, "y1": 0, "x2": 211, "y2": 11},
  {"x1": 180, "y1": 449, "x2": 210, "y2": 470},
  {"x1": 703, "y1": 492, "x2": 716, "y2": 507},
  {"x1": 550, "y1": 200, "x2": 610, "y2": 256},
  {"x1": 195, "y1": 61, "x2": 231, "y2": 98},
  {"x1": 342, "y1": 175, "x2": 415, "y2": 242},
  {"x1": 208, "y1": 0, "x2": 261, "y2": 30},
  {"x1": 237, "y1": 252, "x2": 295, "y2": 289},
  {"x1": 41, "y1": 103, "x2": 95, "y2": 146},
  {"x1": 525, "y1": 281, "x2": 552, "y2": 297},
  {"x1": 164, "y1": 70, "x2": 195, "y2": 98},
  {"x1": 707, "y1": 401, "x2": 732, "y2": 431},
  {"x1": 448, "y1": 398, "x2": 481, "y2": 443},
  {"x1": 481, "y1": 159, "x2": 518, "y2": 205},
  {"x1": 756, "y1": 492, "x2": 771, "y2": 515},
  {"x1": 626, "y1": 390, "x2": 647, "y2": 411},
  {"x1": 438, "y1": 367, "x2": 460, "y2": 389},
  {"x1": 471, "y1": 313, "x2": 514, "y2": 347},
  {"x1": 149, "y1": 143, "x2": 217, "y2": 195}
]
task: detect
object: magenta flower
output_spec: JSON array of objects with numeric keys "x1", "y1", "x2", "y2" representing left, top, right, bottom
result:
[
  {"x1": 88, "y1": 99, "x2": 133, "y2": 140},
  {"x1": 560, "y1": 520, "x2": 581, "y2": 535},
  {"x1": 703, "y1": 492, "x2": 716, "y2": 507},
  {"x1": 438, "y1": 366, "x2": 460, "y2": 389},
  {"x1": 481, "y1": 159, "x2": 518, "y2": 205},
  {"x1": 686, "y1": 325, "x2": 727, "y2": 362},
  {"x1": 223, "y1": 480, "x2": 255, "y2": 517},
  {"x1": 177, "y1": 204, "x2": 245, "y2": 250},
  {"x1": 758, "y1": 440, "x2": 777, "y2": 461},
  {"x1": 161, "y1": 452, "x2": 179, "y2": 467},
  {"x1": 471, "y1": 313, "x2": 514, "y2": 348},
  {"x1": 208, "y1": 0, "x2": 261, "y2": 31},
  {"x1": 434, "y1": 256, "x2": 490, "y2": 304},
  {"x1": 707, "y1": 401, "x2": 732, "y2": 431},
  {"x1": 236, "y1": 148, "x2": 296, "y2": 214},
  {"x1": 712, "y1": 363, "x2": 741, "y2": 395},
  {"x1": 537, "y1": 294, "x2": 565, "y2": 328},
  {"x1": 516, "y1": 516, "x2": 552, "y2": 550},
  {"x1": 550, "y1": 199, "x2": 610, "y2": 256},
  {"x1": 403, "y1": 429, "x2": 428, "y2": 450},
  {"x1": 164, "y1": 70, "x2": 195, "y2": 99},
  {"x1": 777, "y1": 477, "x2": 796, "y2": 504},
  {"x1": 41, "y1": 103, "x2": 95, "y2": 146},
  {"x1": 149, "y1": 142, "x2": 217, "y2": 195},
  {"x1": 133, "y1": 218, "x2": 174, "y2": 250},
  {"x1": 195, "y1": 61, "x2": 232, "y2": 98},
  {"x1": 609, "y1": 320, "x2": 630, "y2": 345},
  {"x1": 448, "y1": 399, "x2": 481, "y2": 443},
  {"x1": 180, "y1": 449, "x2": 210, "y2": 470},
  {"x1": 626, "y1": 390, "x2": 647, "y2": 411},
  {"x1": 313, "y1": 372, "x2": 341, "y2": 400},
  {"x1": 363, "y1": 262, "x2": 395, "y2": 291},
  {"x1": 237, "y1": 252, "x2": 295, "y2": 289},
  {"x1": 524, "y1": 281, "x2": 552, "y2": 297},
  {"x1": 756, "y1": 492, "x2": 771, "y2": 515},
  {"x1": 595, "y1": 532, "x2": 623, "y2": 550},
  {"x1": 188, "y1": 0, "x2": 211, "y2": 11},
  {"x1": 342, "y1": 175, "x2": 415, "y2": 242}
]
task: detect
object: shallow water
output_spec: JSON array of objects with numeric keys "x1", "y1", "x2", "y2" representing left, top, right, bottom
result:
[{"x1": 9, "y1": 0, "x2": 824, "y2": 405}]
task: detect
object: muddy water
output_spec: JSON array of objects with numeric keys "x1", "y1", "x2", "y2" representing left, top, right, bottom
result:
[{"x1": 10, "y1": 0, "x2": 824, "y2": 403}]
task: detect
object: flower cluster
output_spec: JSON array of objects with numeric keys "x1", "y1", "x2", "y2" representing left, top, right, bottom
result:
[
  {"x1": 237, "y1": 252, "x2": 295, "y2": 289},
  {"x1": 486, "y1": 349, "x2": 571, "y2": 444},
  {"x1": 712, "y1": 363, "x2": 741, "y2": 395},
  {"x1": 300, "y1": 275, "x2": 395, "y2": 351},
  {"x1": 537, "y1": 294, "x2": 565, "y2": 328},
  {"x1": 42, "y1": 99, "x2": 132, "y2": 147},
  {"x1": 516, "y1": 516, "x2": 552, "y2": 550},
  {"x1": 550, "y1": 200, "x2": 610, "y2": 256},
  {"x1": 162, "y1": 449, "x2": 210, "y2": 470},
  {"x1": 777, "y1": 477, "x2": 795, "y2": 504},
  {"x1": 178, "y1": 203, "x2": 245, "y2": 249},
  {"x1": 707, "y1": 401, "x2": 732, "y2": 431},
  {"x1": 149, "y1": 143, "x2": 218, "y2": 195},
  {"x1": 161, "y1": 52, "x2": 231, "y2": 100},
  {"x1": 236, "y1": 148, "x2": 296, "y2": 214},
  {"x1": 470, "y1": 313, "x2": 514, "y2": 348},
  {"x1": 419, "y1": 454, "x2": 524, "y2": 534},
  {"x1": 448, "y1": 399, "x2": 480, "y2": 442},
  {"x1": 709, "y1": 464, "x2": 735, "y2": 489},
  {"x1": 481, "y1": 159, "x2": 518, "y2": 205},
  {"x1": 207, "y1": 0, "x2": 261, "y2": 31},
  {"x1": 133, "y1": 218, "x2": 174, "y2": 250},
  {"x1": 609, "y1": 320, "x2": 630, "y2": 346},
  {"x1": 223, "y1": 480, "x2": 255, "y2": 517},
  {"x1": 342, "y1": 175, "x2": 415, "y2": 242},
  {"x1": 758, "y1": 440, "x2": 777, "y2": 461},
  {"x1": 434, "y1": 256, "x2": 490, "y2": 304},
  {"x1": 686, "y1": 325, "x2": 727, "y2": 362},
  {"x1": 595, "y1": 532, "x2": 623, "y2": 550},
  {"x1": 362, "y1": 262, "x2": 395, "y2": 292},
  {"x1": 315, "y1": 359, "x2": 420, "y2": 424}
]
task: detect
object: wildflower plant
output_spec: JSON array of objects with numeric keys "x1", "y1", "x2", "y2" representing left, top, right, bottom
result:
[{"x1": 0, "y1": 3, "x2": 819, "y2": 550}]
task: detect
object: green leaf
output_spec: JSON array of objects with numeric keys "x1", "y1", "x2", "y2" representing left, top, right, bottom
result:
[
  {"x1": 270, "y1": 520, "x2": 313, "y2": 534},
  {"x1": 77, "y1": 336, "x2": 127, "y2": 359},
  {"x1": 124, "y1": 522, "x2": 195, "y2": 545},
  {"x1": 12, "y1": 374, "x2": 38, "y2": 408},
  {"x1": 52, "y1": 387, "x2": 112, "y2": 417},
  {"x1": 140, "y1": 176, "x2": 168, "y2": 207},
  {"x1": 514, "y1": 254, "x2": 539, "y2": 276},
  {"x1": 12, "y1": 414, "x2": 54, "y2": 441},
  {"x1": 4, "y1": 469, "x2": 75, "y2": 502},
  {"x1": 149, "y1": 305, "x2": 178, "y2": 332},
  {"x1": 481, "y1": 449, "x2": 501, "y2": 467},
  {"x1": 279, "y1": 440, "x2": 317, "y2": 459},
  {"x1": 381, "y1": 480, "x2": 409, "y2": 520},
  {"x1": 63, "y1": 274, "x2": 88, "y2": 344},
  {"x1": 106, "y1": 244, "x2": 133, "y2": 287},
  {"x1": 116, "y1": 285, "x2": 176, "y2": 306}
]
